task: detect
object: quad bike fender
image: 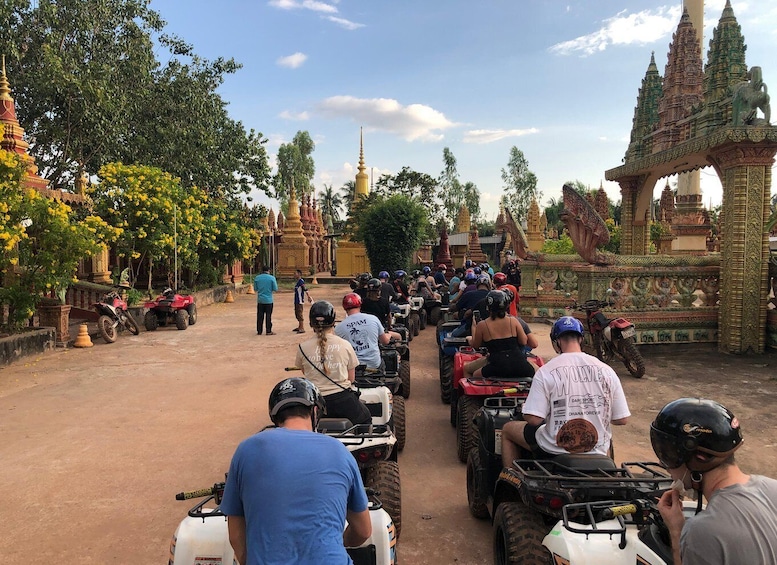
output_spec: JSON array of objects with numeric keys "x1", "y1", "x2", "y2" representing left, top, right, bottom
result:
[
  {"x1": 356, "y1": 386, "x2": 392, "y2": 426},
  {"x1": 458, "y1": 379, "x2": 524, "y2": 398},
  {"x1": 169, "y1": 506, "x2": 397, "y2": 565},
  {"x1": 543, "y1": 520, "x2": 668, "y2": 565},
  {"x1": 453, "y1": 349, "x2": 484, "y2": 387}
]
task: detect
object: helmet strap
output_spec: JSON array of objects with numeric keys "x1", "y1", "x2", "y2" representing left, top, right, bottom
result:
[{"x1": 691, "y1": 470, "x2": 704, "y2": 514}]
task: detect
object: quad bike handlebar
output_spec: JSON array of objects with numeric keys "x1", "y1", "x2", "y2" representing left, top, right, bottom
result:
[{"x1": 175, "y1": 482, "x2": 226, "y2": 502}]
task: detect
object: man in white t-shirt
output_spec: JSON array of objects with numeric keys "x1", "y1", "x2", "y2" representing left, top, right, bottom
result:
[
  {"x1": 501, "y1": 316, "x2": 630, "y2": 467},
  {"x1": 335, "y1": 293, "x2": 401, "y2": 370}
]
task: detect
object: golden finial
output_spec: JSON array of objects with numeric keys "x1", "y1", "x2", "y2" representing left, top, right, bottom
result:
[{"x1": 0, "y1": 55, "x2": 13, "y2": 102}]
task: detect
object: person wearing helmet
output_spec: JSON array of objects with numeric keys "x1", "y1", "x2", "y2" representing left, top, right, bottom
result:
[
  {"x1": 501, "y1": 315, "x2": 630, "y2": 468},
  {"x1": 463, "y1": 290, "x2": 534, "y2": 381},
  {"x1": 652, "y1": 398, "x2": 777, "y2": 565},
  {"x1": 295, "y1": 301, "x2": 371, "y2": 425},
  {"x1": 360, "y1": 278, "x2": 392, "y2": 328},
  {"x1": 493, "y1": 272, "x2": 520, "y2": 317},
  {"x1": 353, "y1": 272, "x2": 373, "y2": 301},
  {"x1": 336, "y1": 293, "x2": 401, "y2": 370},
  {"x1": 392, "y1": 270, "x2": 410, "y2": 304},
  {"x1": 220, "y1": 377, "x2": 372, "y2": 564},
  {"x1": 415, "y1": 278, "x2": 441, "y2": 302},
  {"x1": 254, "y1": 265, "x2": 278, "y2": 335},
  {"x1": 377, "y1": 270, "x2": 398, "y2": 304},
  {"x1": 448, "y1": 267, "x2": 464, "y2": 301},
  {"x1": 448, "y1": 274, "x2": 492, "y2": 337},
  {"x1": 450, "y1": 269, "x2": 478, "y2": 305},
  {"x1": 434, "y1": 264, "x2": 448, "y2": 287}
]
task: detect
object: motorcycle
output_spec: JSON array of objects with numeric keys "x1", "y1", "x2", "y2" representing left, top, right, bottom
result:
[
  {"x1": 92, "y1": 289, "x2": 140, "y2": 343},
  {"x1": 574, "y1": 297, "x2": 645, "y2": 378},
  {"x1": 169, "y1": 482, "x2": 397, "y2": 565}
]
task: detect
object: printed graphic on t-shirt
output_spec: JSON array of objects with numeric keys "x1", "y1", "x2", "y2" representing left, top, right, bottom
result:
[
  {"x1": 555, "y1": 418, "x2": 598, "y2": 453},
  {"x1": 343, "y1": 319, "x2": 373, "y2": 355}
]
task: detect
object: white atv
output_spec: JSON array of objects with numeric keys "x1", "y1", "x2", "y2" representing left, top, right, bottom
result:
[{"x1": 169, "y1": 482, "x2": 397, "y2": 565}]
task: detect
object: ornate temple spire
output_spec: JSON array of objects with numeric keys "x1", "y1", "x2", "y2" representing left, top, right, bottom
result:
[
  {"x1": 698, "y1": 0, "x2": 747, "y2": 133},
  {"x1": 659, "y1": 181, "x2": 675, "y2": 224},
  {"x1": 625, "y1": 52, "x2": 663, "y2": 162},
  {"x1": 594, "y1": 182, "x2": 609, "y2": 220},
  {"x1": 653, "y1": 9, "x2": 704, "y2": 152},
  {"x1": 455, "y1": 204, "x2": 470, "y2": 234},
  {"x1": 355, "y1": 127, "x2": 369, "y2": 198}
]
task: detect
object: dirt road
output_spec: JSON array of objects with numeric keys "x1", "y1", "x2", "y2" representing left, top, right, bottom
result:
[{"x1": 1, "y1": 285, "x2": 776, "y2": 564}]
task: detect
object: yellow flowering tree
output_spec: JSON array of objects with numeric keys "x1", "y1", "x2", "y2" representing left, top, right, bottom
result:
[
  {"x1": 0, "y1": 127, "x2": 118, "y2": 331},
  {"x1": 91, "y1": 163, "x2": 208, "y2": 291}
]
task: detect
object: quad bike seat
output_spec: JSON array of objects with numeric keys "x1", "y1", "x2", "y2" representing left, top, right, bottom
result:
[
  {"x1": 317, "y1": 418, "x2": 354, "y2": 433},
  {"x1": 551, "y1": 453, "x2": 617, "y2": 472}
]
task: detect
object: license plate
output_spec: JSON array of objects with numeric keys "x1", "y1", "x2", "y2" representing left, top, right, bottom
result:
[
  {"x1": 621, "y1": 327, "x2": 635, "y2": 339},
  {"x1": 495, "y1": 429, "x2": 502, "y2": 455}
]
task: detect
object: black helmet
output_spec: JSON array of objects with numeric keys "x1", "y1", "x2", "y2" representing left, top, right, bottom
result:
[
  {"x1": 650, "y1": 398, "x2": 743, "y2": 471},
  {"x1": 268, "y1": 377, "x2": 326, "y2": 425},
  {"x1": 367, "y1": 278, "x2": 381, "y2": 291},
  {"x1": 357, "y1": 272, "x2": 372, "y2": 286},
  {"x1": 486, "y1": 290, "x2": 508, "y2": 314},
  {"x1": 309, "y1": 300, "x2": 336, "y2": 328},
  {"x1": 411, "y1": 269, "x2": 421, "y2": 278}
]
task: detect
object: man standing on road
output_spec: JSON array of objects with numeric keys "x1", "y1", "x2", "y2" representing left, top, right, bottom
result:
[
  {"x1": 500, "y1": 316, "x2": 630, "y2": 467},
  {"x1": 652, "y1": 398, "x2": 777, "y2": 565},
  {"x1": 221, "y1": 377, "x2": 372, "y2": 564},
  {"x1": 293, "y1": 269, "x2": 313, "y2": 333},
  {"x1": 254, "y1": 265, "x2": 278, "y2": 335}
]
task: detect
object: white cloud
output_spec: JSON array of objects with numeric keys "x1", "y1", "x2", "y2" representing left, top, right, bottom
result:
[
  {"x1": 550, "y1": 6, "x2": 681, "y2": 56},
  {"x1": 326, "y1": 16, "x2": 365, "y2": 30},
  {"x1": 268, "y1": 0, "x2": 337, "y2": 14},
  {"x1": 316, "y1": 96, "x2": 456, "y2": 142},
  {"x1": 462, "y1": 128, "x2": 539, "y2": 144},
  {"x1": 276, "y1": 52, "x2": 308, "y2": 69},
  {"x1": 279, "y1": 110, "x2": 310, "y2": 121}
]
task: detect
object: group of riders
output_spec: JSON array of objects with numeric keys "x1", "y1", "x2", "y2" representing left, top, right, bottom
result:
[{"x1": 223, "y1": 257, "x2": 777, "y2": 565}]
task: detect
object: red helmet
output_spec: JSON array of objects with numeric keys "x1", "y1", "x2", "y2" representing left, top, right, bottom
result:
[
  {"x1": 438, "y1": 264, "x2": 447, "y2": 271},
  {"x1": 342, "y1": 293, "x2": 362, "y2": 310},
  {"x1": 493, "y1": 272, "x2": 507, "y2": 285}
]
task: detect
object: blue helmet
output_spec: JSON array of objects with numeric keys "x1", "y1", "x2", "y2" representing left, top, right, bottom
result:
[
  {"x1": 473, "y1": 266, "x2": 482, "y2": 275},
  {"x1": 464, "y1": 270, "x2": 477, "y2": 282},
  {"x1": 465, "y1": 260, "x2": 473, "y2": 268},
  {"x1": 394, "y1": 270, "x2": 406, "y2": 279},
  {"x1": 550, "y1": 316, "x2": 585, "y2": 341},
  {"x1": 476, "y1": 274, "x2": 491, "y2": 286},
  {"x1": 422, "y1": 266, "x2": 431, "y2": 275},
  {"x1": 379, "y1": 271, "x2": 390, "y2": 279}
]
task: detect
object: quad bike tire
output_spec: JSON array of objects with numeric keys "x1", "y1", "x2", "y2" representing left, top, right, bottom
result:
[
  {"x1": 493, "y1": 502, "x2": 551, "y2": 565},
  {"x1": 363, "y1": 460, "x2": 402, "y2": 539},
  {"x1": 419, "y1": 308, "x2": 427, "y2": 330},
  {"x1": 98, "y1": 314, "x2": 118, "y2": 343},
  {"x1": 187, "y1": 304, "x2": 198, "y2": 325},
  {"x1": 144, "y1": 311, "x2": 158, "y2": 331},
  {"x1": 429, "y1": 305, "x2": 441, "y2": 326},
  {"x1": 466, "y1": 448, "x2": 490, "y2": 519},
  {"x1": 399, "y1": 360, "x2": 411, "y2": 399},
  {"x1": 122, "y1": 312, "x2": 140, "y2": 335},
  {"x1": 457, "y1": 395, "x2": 481, "y2": 462},
  {"x1": 409, "y1": 312, "x2": 420, "y2": 336},
  {"x1": 619, "y1": 338, "x2": 645, "y2": 378},
  {"x1": 392, "y1": 395, "x2": 406, "y2": 452},
  {"x1": 439, "y1": 354, "x2": 453, "y2": 404},
  {"x1": 450, "y1": 388, "x2": 458, "y2": 427},
  {"x1": 175, "y1": 309, "x2": 189, "y2": 330}
]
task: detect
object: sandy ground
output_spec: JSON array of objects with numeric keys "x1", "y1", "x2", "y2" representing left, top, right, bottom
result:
[{"x1": 1, "y1": 284, "x2": 776, "y2": 564}]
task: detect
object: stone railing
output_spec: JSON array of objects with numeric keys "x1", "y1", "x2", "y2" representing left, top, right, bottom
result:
[{"x1": 520, "y1": 254, "x2": 723, "y2": 346}]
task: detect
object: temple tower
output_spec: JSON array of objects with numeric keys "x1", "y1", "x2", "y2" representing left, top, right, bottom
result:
[
  {"x1": 276, "y1": 182, "x2": 310, "y2": 278},
  {"x1": 336, "y1": 129, "x2": 371, "y2": 275}
]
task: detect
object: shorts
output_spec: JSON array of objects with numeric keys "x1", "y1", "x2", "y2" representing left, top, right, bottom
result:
[
  {"x1": 522, "y1": 423, "x2": 557, "y2": 460},
  {"x1": 294, "y1": 303, "x2": 304, "y2": 322}
]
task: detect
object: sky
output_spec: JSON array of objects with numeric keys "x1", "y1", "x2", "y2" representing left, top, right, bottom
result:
[{"x1": 149, "y1": 0, "x2": 777, "y2": 221}]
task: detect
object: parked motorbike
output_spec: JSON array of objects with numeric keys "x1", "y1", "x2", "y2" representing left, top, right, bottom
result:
[
  {"x1": 92, "y1": 289, "x2": 140, "y2": 343},
  {"x1": 574, "y1": 297, "x2": 645, "y2": 378}
]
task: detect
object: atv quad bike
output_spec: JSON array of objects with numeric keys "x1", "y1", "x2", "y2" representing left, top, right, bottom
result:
[{"x1": 143, "y1": 288, "x2": 197, "y2": 331}]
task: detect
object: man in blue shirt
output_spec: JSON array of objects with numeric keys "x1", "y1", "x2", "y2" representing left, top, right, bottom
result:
[
  {"x1": 293, "y1": 269, "x2": 313, "y2": 333},
  {"x1": 221, "y1": 378, "x2": 371, "y2": 564},
  {"x1": 335, "y1": 293, "x2": 401, "y2": 370},
  {"x1": 254, "y1": 265, "x2": 278, "y2": 335}
]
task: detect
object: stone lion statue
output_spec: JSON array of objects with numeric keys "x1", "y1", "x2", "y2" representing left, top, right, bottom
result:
[{"x1": 732, "y1": 66, "x2": 771, "y2": 126}]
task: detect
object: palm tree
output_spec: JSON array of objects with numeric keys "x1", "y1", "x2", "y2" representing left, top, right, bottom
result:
[
  {"x1": 339, "y1": 180, "x2": 356, "y2": 209},
  {"x1": 319, "y1": 184, "x2": 343, "y2": 225}
]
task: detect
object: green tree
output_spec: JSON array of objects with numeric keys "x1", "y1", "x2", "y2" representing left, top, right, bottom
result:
[
  {"x1": 274, "y1": 130, "x2": 315, "y2": 208},
  {"x1": 0, "y1": 0, "x2": 164, "y2": 187},
  {"x1": 339, "y1": 180, "x2": 356, "y2": 211},
  {"x1": 91, "y1": 163, "x2": 208, "y2": 292},
  {"x1": 501, "y1": 147, "x2": 540, "y2": 222},
  {"x1": 374, "y1": 166, "x2": 441, "y2": 237},
  {"x1": 540, "y1": 234, "x2": 575, "y2": 255},
  {"x1": 439, "y1": 147, "x2": 465, "y2": 228},
  {"x1": 319, "y1": 184, "x2": 344, "y2": 229},
  {"x1": 358, "y1": 195, "x2": 428, "y2": 272},
  {"x1": 462, "y1": 181, "x2": 481, "y2": 222}
]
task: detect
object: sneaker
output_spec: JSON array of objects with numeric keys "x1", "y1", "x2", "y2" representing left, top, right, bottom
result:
[
  {"x1": 266, "y1": 331, "x2": 276, "y2": 336},
  {"x1": 296, "y1": 330, "x2": 306, "y2": 334},
  {"x1": 292, "y1": 328, "x2": 301, "y2": 333}
]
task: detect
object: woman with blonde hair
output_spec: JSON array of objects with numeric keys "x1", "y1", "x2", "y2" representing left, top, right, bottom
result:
[{"x1": 295, "y1": 300, "x2": 372, "y2": 425}]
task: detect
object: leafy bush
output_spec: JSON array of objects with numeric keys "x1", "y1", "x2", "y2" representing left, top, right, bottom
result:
[
  {"x1": 541, "y1": 234, "x2": 575, "y2": 255},
  {"x1": 359, "y1": 195, "x2": 428, "y2": 272}
]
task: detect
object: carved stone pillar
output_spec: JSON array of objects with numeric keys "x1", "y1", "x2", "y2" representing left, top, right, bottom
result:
[
  {"x1": 709, "y1": 143, "x2": 777, "y2": 353},
  {"x1": 618, "y1": 178, "x2": 639, "y2": 255},
  {"x1": 38, "y1": 303, "x2": 72, "y2": 347}
]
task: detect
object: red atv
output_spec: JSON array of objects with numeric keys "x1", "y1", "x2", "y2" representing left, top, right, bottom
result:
[
  {"x1": 450, "y1": 346, "x2": 544, "y2": 463},
  {"x1": 143, "y1": 288, "x2": 197, "y2": 331}
]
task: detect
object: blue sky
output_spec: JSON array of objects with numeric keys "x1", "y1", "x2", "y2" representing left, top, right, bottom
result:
[{"x1": 150, "y1": 0, "x2": 777, "y2": 220}]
